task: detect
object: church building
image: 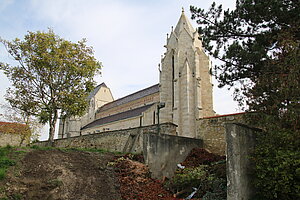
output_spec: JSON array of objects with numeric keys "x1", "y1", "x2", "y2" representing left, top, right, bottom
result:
[{"x1": 58, "y1": 10, "x2": 215, "y2": 139}]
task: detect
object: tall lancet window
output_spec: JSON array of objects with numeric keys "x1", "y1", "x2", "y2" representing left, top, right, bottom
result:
[{"x1": 172, "y1": 54, "x2": 175, "y2": 108}]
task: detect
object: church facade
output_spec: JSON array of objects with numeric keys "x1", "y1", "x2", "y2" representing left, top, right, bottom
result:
[{"x1": 58, "y1": 10, "x2": 215, "y2": 139}]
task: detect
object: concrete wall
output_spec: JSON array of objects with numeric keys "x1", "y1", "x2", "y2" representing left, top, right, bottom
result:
[
  {"x1": 35, "y1": 123, "x2": 177, "y2": 153},
  {"x1": 196, "y1": 113, "x2": 245, "y2": 155},
  {"x1": 143, "y1": 133, "x2": 203, "y2": 179},
  {"x1": 226, "y1": 123, "x2": 259, "y2": 200}
]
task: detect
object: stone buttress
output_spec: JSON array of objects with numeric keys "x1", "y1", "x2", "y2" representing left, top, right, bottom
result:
[{"x1": 159, "y1": 10, "x2": 214, "y2": 138}]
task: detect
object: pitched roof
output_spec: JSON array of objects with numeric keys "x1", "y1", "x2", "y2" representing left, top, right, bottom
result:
[
  {"x1": 0, "y1": 122, "x2": 30, "y2": 135},
  {"x1": 96, "y1": 84, "x2": 159, "y2": 113},
  {"x1": 87, "y1": 82, "x2": 108, "y2": 100},
  {"x1": 81, "y1": 103, "x2": 154, "y2": 130},
  {"x1": 174, "y1": 9, "x2": 195, "y2": 36},
  {"x1": 0, "y1": 121, "x2": 27, "y2": 126}
]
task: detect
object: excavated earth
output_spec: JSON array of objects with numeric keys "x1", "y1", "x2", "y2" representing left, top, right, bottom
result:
[
  {"x1": 1, "y1": 149, "x2": 122, "y2": 200},
  {"x1": 0, "y1": 148, "x2": 215, "y2": 200}
]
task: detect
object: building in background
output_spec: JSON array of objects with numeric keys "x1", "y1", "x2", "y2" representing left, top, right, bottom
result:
[
  {"x1": 58, "y1": 10, "x2": 215, "y2": 139},
  {"x1": 0, "y1": 122, "x2": 30, "y2": 146}
]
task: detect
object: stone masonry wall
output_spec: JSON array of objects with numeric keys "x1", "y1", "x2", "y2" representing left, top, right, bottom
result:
[
  {"x1": 0, "y1": 133, "x2": 26, "y2": 147},
  {"x1": 196, "y1": 113, "x2": 245, "y2": 155},
  {"x1": 96, "y1": 92, "x2": 159, "y2": 119},
  {"x1": 35, "y1": 123, "x2": 177, "y2": 153},
  {"x1": 81, "y1": 116, "x2": 141, "y2": 135}
]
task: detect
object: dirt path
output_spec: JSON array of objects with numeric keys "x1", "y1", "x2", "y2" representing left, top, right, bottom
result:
[{"x1": 3, "y1": 149, "x2": 122, "y2": 200}]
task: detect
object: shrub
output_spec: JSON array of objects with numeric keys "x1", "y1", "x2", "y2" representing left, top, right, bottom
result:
[
  {"x1": 164, "y1": 162, "x2": 226, "y2": 199},
  {"x1": 253, "y1": 129, "x2": 300, "y2": 199}
]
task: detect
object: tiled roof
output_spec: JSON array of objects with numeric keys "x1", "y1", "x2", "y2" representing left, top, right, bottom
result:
[
  {"x1": 96, "y1": 84, "x2": 159, "y2": 113},
  {"x1": 0, "y1": 122, "x2": 29, "y2": 134},
  {"x1": 0, "y1": 121, "x2": 27, "y2": 126},
  {"x1": 81, "y1": 103, "x2": 154, "y2": 130}
]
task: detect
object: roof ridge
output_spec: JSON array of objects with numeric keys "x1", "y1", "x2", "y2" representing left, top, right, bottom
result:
[
  {"x1": 87, "y1": 82, "x2": 109, "y2": 99},
  {"x1": 0, "y1": 121, "x2": 26, "y2": 126},
  {"x1": 96, "y1": 83, "x2": 159, "y2": 113},
  {"x1": 174, "y1": 9, "x2": 195, "y2": 36},
  {"x1": 82, "y1": 103, "x2": 154, "y2": 130}
]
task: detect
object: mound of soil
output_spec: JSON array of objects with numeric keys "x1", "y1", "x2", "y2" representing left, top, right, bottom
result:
[
  {"x1": 181, "y1": 148, "x2": 225, "y2": 168},
  {"x1": 2, "y1": 149, "x2": 121, "y2": 200},
  {"x1": 114, "y1": 158, "x2": 178, "y2": 200},
  {"x1": 0, "y1": 148, "x2": 224, "y2": 200}
]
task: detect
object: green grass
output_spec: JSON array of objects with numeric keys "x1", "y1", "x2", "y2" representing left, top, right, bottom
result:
[
  {"x1": 30, "y1": 145, "x2": 55, "y2": 151},
  {"x1": 30, "y1": 145, "x2": 123, "y2": 155},
  {"x1": 0, "y1": 146, "x2": 16, "y2": 180},
  {"x1": 65, "y1": 147, "x2": 122, "y2": 155},
  {"x1": 10, "y1": 193, "x2": 22, "y2": 200}
]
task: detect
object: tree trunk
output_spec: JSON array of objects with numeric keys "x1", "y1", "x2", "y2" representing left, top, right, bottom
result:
[{"x1": 48, "y1": 110, "x2": 58, "y2": 146}]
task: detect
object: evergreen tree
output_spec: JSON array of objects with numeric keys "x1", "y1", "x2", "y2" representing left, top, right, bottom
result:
[{"x1": 191, "y1": 0, "x2": 299, "y2": 199}]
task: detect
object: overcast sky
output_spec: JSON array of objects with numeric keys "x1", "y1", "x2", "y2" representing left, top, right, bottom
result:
[{"x1": 0, "y1": 0, "x2": 240, "y2": 140}]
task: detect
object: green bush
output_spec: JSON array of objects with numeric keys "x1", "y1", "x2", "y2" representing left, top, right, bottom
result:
[
  {"x1": 202, "y1": 177, "x2": 226, "y2": 200},
  {"x1": 0, "y1": 157, "x2": 16, "y2": 167},
  {"x1": 253, "y1": 129, "x2": 300, "y2": 199},
  {"x1": 164, "y1": 163, "x2": 226, "y2": 199}
]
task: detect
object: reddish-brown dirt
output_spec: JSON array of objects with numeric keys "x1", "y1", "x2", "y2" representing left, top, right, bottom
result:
[
  {"x1": 1, "y1": 148, "x2": 220, "y2": 200},
  {"x1": 114, "y1": 158, "x2": 179, "y2": 200},
  {"x1": 181, "y1": 148, "x2": 225, "y2": 168},
  {"x1": 1, "y1": 149, "x2": 122, "y2": 200}
]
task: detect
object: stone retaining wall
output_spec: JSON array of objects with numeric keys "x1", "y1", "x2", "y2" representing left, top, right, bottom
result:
[
  {"x1": 196, "y1": 113, "x2": 245, "y2": 155},
  {"x1": 0, "y1": 133, "x2": 26, "y2": 147},
  {"x1": 35, "y1": 123, "x2": 177, "y2": 153}
]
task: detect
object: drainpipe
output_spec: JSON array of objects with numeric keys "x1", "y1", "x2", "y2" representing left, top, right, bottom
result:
[{"x1": 157, "y1": 102, "x2": 165, "y2": 135}]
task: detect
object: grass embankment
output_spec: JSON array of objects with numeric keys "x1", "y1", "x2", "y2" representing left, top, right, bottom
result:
[
  {"x1": 30, "y1": 144, "x2": 123, "y2": 154},
  {"x1": 0, "y1": 145, "x2": 122, "y2": 182},
  {"x1": 0, "y1": 146, "x2": 17, "y2": 180}
]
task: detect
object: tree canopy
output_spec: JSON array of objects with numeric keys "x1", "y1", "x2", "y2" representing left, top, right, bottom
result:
[
  {"x1": 191, "y1": 0, "x2": 299, "y2": 199},
  {"x1": 191, "y1": 0, "x2": 300, "y2": 130},
  {"x1": 0, "y1": 29, "x2": 101, "y2": 144}
]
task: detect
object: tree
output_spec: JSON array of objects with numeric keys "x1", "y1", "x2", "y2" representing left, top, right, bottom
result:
[
  {"x1": 0, "y1": 29, "x2": 101, "y2": 145},
  {"x1": 190, "y1": 0, "x2": 299, "y2": 129},
  {"x1": 191, "y1": 0, "x2": 299, "y2": 199}
]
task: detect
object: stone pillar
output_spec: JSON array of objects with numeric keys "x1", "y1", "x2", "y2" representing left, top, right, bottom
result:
[{"x1": 226, "y1": 123, "x2": 259, "y2": 200}]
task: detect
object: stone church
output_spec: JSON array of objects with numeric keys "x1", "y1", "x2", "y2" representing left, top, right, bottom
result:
[{"x1": 58, "y1": 10, "x2": 215, "y2": 139}]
